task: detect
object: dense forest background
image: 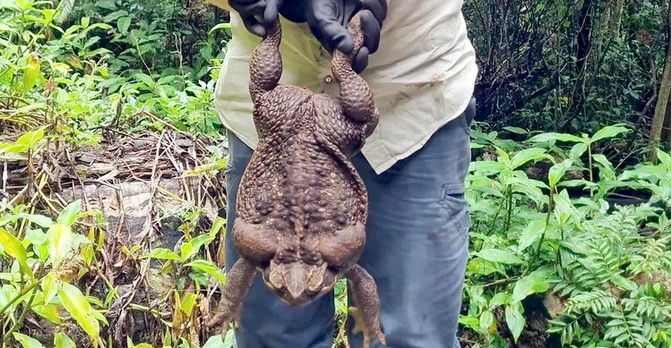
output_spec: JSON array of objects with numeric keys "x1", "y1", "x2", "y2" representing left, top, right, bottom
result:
[{"x1": 1, "y1": 0, "x2": 671, "y2": 347}]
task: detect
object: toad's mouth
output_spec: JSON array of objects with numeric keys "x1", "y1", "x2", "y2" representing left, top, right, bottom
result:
[{"x1": 261, "y1": 259, "x2": 339, "y2": 307}]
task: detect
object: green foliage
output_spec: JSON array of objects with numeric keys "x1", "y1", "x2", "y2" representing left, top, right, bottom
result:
[
  {"x1": 464, "y1": 0, "x2": 666, "y2": 142},
  {"x1": 462, "y1": 123, "x2": 671, "y2": 347},
  {"x1": 0, "y1": 0, "x2": 225, "y2": 141},
  {"x1": 0, "y1": 198, "x2": 107, "y2": 346},
  {"x1": 3, "y1": 0, "x2": 671, "y2": 346}
]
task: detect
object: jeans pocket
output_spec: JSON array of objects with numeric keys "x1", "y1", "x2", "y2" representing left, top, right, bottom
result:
[{"x1": 438, "y1": 185, "x2": 471, "y2": 241}]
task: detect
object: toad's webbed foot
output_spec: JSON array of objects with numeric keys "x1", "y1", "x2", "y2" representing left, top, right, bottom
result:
[
  {"x1": 205, "y1": 259, "x2": 257, "y2": 338},
  {"x1": 347, "y1": 264, "x2": 386, "y2": 348}
]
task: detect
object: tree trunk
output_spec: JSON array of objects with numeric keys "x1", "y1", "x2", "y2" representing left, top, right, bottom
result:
[
  {"x1": 664, "y1": 96, "x2": 671, "y2": 149},
  {"x1": 650, "y1": 53, "x2": 671, "y2": 160},
  {"x1": 650, "y1": 3, "x2": 671, "y2": 161}
]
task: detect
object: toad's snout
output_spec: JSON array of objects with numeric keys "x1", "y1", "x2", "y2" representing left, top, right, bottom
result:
[{"x1": 262, "y1": 259, "x2": 338, "y2": 307}]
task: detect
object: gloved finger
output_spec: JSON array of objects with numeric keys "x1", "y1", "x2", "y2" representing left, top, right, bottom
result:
[
  {"x1": 234, "y1": 1, "x2": 266, "y2": 15},
  {"x1": 361, "y1": 0, "x2": 387, "y2": 23},
  {"x1": 359, "y1": 10, "x2": 381, "y2": 54},
  {"x1": 309, "y1": 0, "x2": 355, "y2": 52},
  {"x1": 241, "y1": 16, "x2": 268, "y2": 37},
  {"x1": 263, "y1": 0, "x2": 284, "y2": 25},
  {"x1": 319, "y1": 21, "x2": 354, "y2": 53},
  {"x1": 342, "y1": 0, "x2": 362, "y2": 24},
  {"x1": 278, "y1": 0, "x2": 307, "y2": 22},
  {"x1": 231, "y1": 0, "x2": 268, "y2": 36},
  {"x1": 352, "y1": 46, "x2": 369, "y2": 73}
]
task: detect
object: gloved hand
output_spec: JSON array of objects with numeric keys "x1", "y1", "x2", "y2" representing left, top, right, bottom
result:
[
  {"x1": 282, "y1": 0, "x2": 387, "y2": 73},
  {"x1": 228, "y1": 0, "x2": 292, "y2": 37}
]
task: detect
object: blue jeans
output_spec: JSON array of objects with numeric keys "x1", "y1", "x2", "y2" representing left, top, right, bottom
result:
[{"x1": 223, "y1": 100, "x2": 474, "y2": 348}]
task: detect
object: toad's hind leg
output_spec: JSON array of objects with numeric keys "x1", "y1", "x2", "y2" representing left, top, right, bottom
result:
[
  {"x1": 347, "y1": 264, "x2": 386, "y2": 348},
  {"x1": 331, "y1": 13, "x2": 379, "y2": 134},
  {"x1": 249, "y1": 19, "x2": 282, "y2": 104},
  {"x1": 205, "y1": 259, "x2": 257, "y2": 338}
]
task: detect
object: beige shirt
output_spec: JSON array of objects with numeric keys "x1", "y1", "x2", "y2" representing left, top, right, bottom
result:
[{"x1": 209, "y1": 0, "x2": 478, "y2": 174}]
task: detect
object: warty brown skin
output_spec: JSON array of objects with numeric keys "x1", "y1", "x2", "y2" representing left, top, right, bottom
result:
[{"x1": 206, "y1": 12, "x2": 386, "y2": 348}]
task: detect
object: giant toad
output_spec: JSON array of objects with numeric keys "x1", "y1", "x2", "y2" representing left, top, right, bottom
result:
[{"x1": 206, "y1": 12, "x2": 385, "y2": 348}]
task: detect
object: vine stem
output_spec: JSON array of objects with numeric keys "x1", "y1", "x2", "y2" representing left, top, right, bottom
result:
[
  {"x1": 526, "y1": 186, "x2": 555, "y2": 275},
  {"x1": 2, "y1": 283, "x2": 39, "y2": 342},
  {"x1": 0, "y1": 280, "x2": 41, "y2": 323},
  {"x1": 505, "y1": 188, "x2": 513, "y2": 232}
]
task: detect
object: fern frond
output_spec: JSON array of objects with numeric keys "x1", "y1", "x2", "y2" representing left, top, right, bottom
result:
[
  {"x1": 565, "y1": 289, "x2": 617, "y2": 316},
  {"x1": 54, "y1": 0, "x2": 76, "y2": 24}
]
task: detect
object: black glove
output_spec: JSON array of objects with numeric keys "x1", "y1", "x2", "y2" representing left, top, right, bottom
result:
[
  {"x1": 281, "y1": 0, "x2": 387, "y2": 73},
  {"x1": 228, "y1": 0, "x2": 292, "y2": 37}
]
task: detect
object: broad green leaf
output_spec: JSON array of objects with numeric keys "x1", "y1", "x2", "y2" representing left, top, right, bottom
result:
[
  {"x1": 42, "y1": 271, "x2": 60, "y2": 305},
  {"x1": 40, "y1": 8, "x2": 55, "y2": 23},
  {"x1": 467, "y1": 258, "x2": 505, "y2": 277},
  {"x1": 553, "y1": 190, "x2": 579, "y2": 226},
  {"x1": 209, "y1": 217, "x2": 227, "y2": 237},
  {"x1": 209, "y1": 22, "x2": 231, "y2": 35},
  {"x1": 503, "y1": 126, "x2": 528, "y2": 135},
  {"x1": 476, "y1": 249, "x2": 526, "y2": 265},
  {"x1": 47, "y1": 223, "x2": 73, "y2": 265},
  {"x1": 468, "y1": 161, "x2": 507, "y2": 175},
  {"x1": 529, "y1": 132, "x2": 584, "y2": 144},
  {"x1": 610, "y1": 274, "x2": 638, "y2": 292},
  {"x1": 495, "y1": 147, "x2": 512, "y2": 167},
  {"x1": 548, "y1": 159, "x2": 573, "y2": 188},
  {"x1": 590, "y1": 124, "x2": 630, "y2": 143},
  {"x1": 0, "y1": 227, "x2": 32, "y2": 277},
  {"x1": 656, "y1": 149, "x2": 671, "y2": 169},
  {"x1": 57, "y1": 282, "x2": 100, "y2": 342},
  {"x1": 187, "y1": 259, "x2": 227, "y2": 284},
  {"x1": 512, "y1": 274, "x2": 550, "y2": 303},
  {"x1": 143, "y1": 248, "x2": 181, "y2": 261},
  {"x1": 517, "y1": 219, "x2": 546, "y2": 252},
  {"x1": 592, "y1": 154, "x2": 616, "y2": 180},
  {"x1": 22, "y1": 52, "x2": 41, "y2": 93},
  {"x1": 12, "y1": 332, "x2": 45, "y2": 348},
  {"x1": 57, "y1": 199, "x2": 81, "y2": 226},
  {"x1": 510, "y1": 148, "x2": 549, "y2": 170},
  {"x1": 117, "y1": 16, "x2": 131, "y2": 34},
  {"x1": 489, "y1": 292, "x2": 511, "y2": 308},
  {"x1": 505, "y1": 301, "x2": 526, "y2": 342},
  {"x1": 0, "y1": 23, "x2": 15, "y2": 32},
  {"x1": 54, "y1": 333, "x2": 77, "y2": 348},
  {"x1": 180, "y1": 233, "x2": 214, "y2": 261},
  {"x1": 33, "y1": 303, "x2": 62, "y2": 324},
  {"x1": 81, "y1": 242, "x2": 94, "y2": 266},
  {"x1": 7, "y1": 127, "x2": 46, "y2": 154},
  {"x1": 569, "y1": 142, "x2": 588, "y2": 160},
  {"x1": 134, "y1": 72, "x2": 154, "y2": 86},
  {"x1": 203, "y1": 330, "x2": 235, "y2": 348},
  {"x1": 178, "y1": 292, "x2": 197, "y2": 314},
  {"x1": 458, "y1": 316, "x2": 479, "y2": 330},
  {"x1": 157, "y1": 75, "x2": 176, "y2": 85},
  {"x1": 20, "y1": 213, "x2": 54, "y2": 228},
  {"x1": 479, "y1": 310, "x2": 494, "y2": 333}
]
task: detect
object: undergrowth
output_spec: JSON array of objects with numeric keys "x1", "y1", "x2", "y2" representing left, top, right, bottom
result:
[{"x1": 1, "y1": 0, "x2": 671, "y2": 347}]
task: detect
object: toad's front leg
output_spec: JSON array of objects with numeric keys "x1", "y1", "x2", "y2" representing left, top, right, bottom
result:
[
  {"x1": 346, "y1": 264, "x2": 386, "y2": 348},
  {"x1": 205, "y1": 259, "x2": 257, "y2": 338},
  {"x1": 249, "y1": 19, "x2": 282, "y2": 104},
  {"x1": 331, "y1": 13, "x2": 379, "y2": 128}
]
